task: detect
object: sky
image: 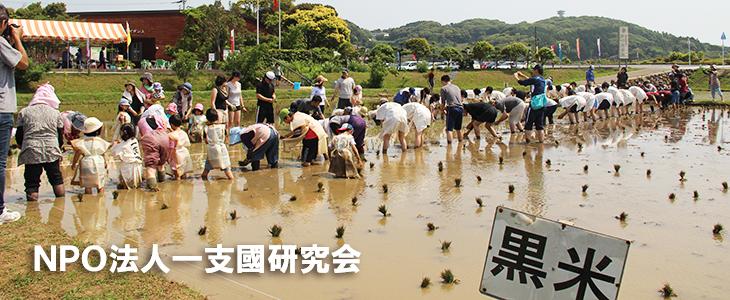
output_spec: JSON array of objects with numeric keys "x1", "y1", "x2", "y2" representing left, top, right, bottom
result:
[{"x1": 4, "y1": 0, "x2": 728, "y2": 45}]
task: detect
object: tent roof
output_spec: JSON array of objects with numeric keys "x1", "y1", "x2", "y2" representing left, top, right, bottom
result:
[{"x1": 10, "y1": 19, "x2": 127, "y2": 43}]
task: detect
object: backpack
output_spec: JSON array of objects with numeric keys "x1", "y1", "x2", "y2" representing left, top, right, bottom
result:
[{"x1": 530, "y1": 77, "x2": 548, "y2": 110}]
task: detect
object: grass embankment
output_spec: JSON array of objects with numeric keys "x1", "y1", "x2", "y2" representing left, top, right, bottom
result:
[
  {"x1": 21, "y1": 68, "x2": 615, "y2": 107},
  {"x1": 0, "y1": 212, "x2": 203, "y2": 299},
  {"x1": 688, "y1": 68, "x2": 730, "y2": 91}
]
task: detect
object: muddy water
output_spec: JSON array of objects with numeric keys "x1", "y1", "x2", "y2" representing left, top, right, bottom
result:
[{"x1": 5, "y1": 106, "x2": 730, "y2": 299}]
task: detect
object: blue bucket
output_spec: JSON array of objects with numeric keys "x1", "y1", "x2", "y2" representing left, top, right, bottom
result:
[{"x1": 293, "y1": 82, "x2": 301, "y2": 90}]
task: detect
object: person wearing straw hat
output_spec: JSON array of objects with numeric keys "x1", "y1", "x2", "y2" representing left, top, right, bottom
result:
[
  {"x1": 71, "y1": 117, "x2": 111, "y2": 194},
  {"x1": 172, "y1": 82, "x2": 194, "y2": 121},
  {"x1": 113, "y1": 98, "x2": 133, "y2": 142},
  {"x1": 122, "y1": 81, "x2": 146, "y2": 126},
  {"x1": 280, "y1": 109, "x2": 328, "y2": 167},
  {"x1": 310, "y1": 75, "x2": 328, "y2": 113},
  {"x1": 15, "y1": 83, "x2": 66, "y2": 201}
]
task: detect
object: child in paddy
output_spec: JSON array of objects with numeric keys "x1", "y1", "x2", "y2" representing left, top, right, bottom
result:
[
  {"x1": 111, "y1": 124, "x2": 143, "y2": 189},
  {"x1": 168, "y1": 115, "x2": 193, "y2": 180},
  {"x1": 188, "y1": 103, "x2": 206, "y2": 143},
  {"x1": 112, "y1": 99, "x2": 132, "y2": 142},
  {"x1": 201, "y1": 109, "x2": 234, "y2": 180},
  {"x1": 71, "y1": 117, "x2": 111, "y2": 194}
]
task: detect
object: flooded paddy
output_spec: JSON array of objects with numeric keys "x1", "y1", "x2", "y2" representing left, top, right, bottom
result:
[{"x1": 4, "y1": 106, "x2": 730, "y2": 299}]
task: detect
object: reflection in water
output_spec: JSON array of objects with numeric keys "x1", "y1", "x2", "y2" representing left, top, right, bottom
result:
[{"x1": 5, "y1": 108, "x2": 730, "y2": 299}]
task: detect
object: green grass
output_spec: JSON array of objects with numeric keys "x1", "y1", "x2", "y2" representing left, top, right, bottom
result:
[
  {"x1": 0, "y1": 212, "x2": 203, "y2": 299},
  {"x1": 21, "y1": 68, "x2": 615, "y2": 108},
  {"x1": 689, "y1": 68, "x2": 730, "y2": 91}
]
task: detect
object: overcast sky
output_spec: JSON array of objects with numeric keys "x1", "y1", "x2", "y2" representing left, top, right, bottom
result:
[{"x1": 5, "y1": 0, "x2": 728, "y2": 45}]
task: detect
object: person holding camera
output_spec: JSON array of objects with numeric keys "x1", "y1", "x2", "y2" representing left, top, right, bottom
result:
[{"x1": 0, "y1": 5, "x2": 30, "y2": 224}]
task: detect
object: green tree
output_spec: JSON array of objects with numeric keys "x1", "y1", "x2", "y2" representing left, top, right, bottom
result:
[
  {"x1": 403, "y1": 38, "x2": 431, "y2": 62},
  {"x1": 12, "y1": 2, "x2": 71, "y2": 20},
  {"x1": 171, "y1": 50, "x2": 197, "y2": 82},
  {"x1": 283, "y1": 4, "x2": 351, "y2": 49},
  {"x1": 440, "y1": 47, "x2": 462, "y2": 63},
  {"x1": 221, "y1": 45, "x2": 271, "y2": 89},
  {"x1": 338, "y1": 41, "x2": 359, "y2": 65},
  {"x1": 500, "y1": 42, "x2": 530, "y2": 62},
  {"x1": 535, "y1": 47, "x2": 556, "y2": 64},
  {"x1": 176, "y1": 1, "x2": 250, "y2": 59},
  {"x1": 369, "y1": 44, "x2": 396, "y2": 63},
  {"x1": 472, "y1": 41, "x2": 495, "y2": 61}
]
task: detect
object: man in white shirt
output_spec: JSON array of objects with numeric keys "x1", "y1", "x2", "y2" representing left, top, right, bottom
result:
[
  {"x1": 0, "y1": 5, "x2": 29, "y2": 224},
  {"x1": 332, "y1": 70, "x2": 356, "y2": 110}
]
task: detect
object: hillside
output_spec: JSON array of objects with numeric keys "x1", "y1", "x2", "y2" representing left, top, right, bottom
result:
[{"x1": 358, "y1": 16, "x2": 720, "y2": 60}]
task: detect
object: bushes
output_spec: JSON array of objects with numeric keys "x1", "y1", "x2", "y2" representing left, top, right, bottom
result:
[
  {"x1": 15, "y1": 59, "x2": 51, "y2": 92},
  {"x1": 365, "y1": 59, "x2": 395, "y2": 88},
  {"x1": 171, "y1": 50, "x2": 198, "y2": 82},
  {"x1": 221, "y1": 45, "x2": 271, "y2": 89},
  {"x1": 416, "y1": 62, "x2": 429, "y2": 73}
]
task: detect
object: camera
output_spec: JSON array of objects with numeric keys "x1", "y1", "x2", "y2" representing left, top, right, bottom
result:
[{"x1": 2, "y1": 23, "x2": 19, "y2": 41}]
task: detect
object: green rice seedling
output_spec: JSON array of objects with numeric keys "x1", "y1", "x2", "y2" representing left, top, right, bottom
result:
[
  {"x1": 508, "y1": 184, "x2": 515, "y2": 194},
  {"x1": 658, "y1": 283, "x2": 677, "y2": 298},
  {"x1": 198, "y1": 226, "x2": 207, "y2": 236},
  {"x1": 420, "y1": 277, "x2": 431, "y2": 288},
  {"x1": 335, "y1": 226, "x2": 345, "y2": 238},
  {"x1": 269, "y1": 224, "x2": 283, "y2": 237},
  {"x1": 615, "y1": 212, "x2": 628, "y2": 222},
  {"x1": 440, "y1": 269, "x2": 455, "y2": 284},
  {"x1": 713, "y1": 224, "x2": 724, "y2": 235},
  {"x1": 441, "y1": 241, "x2": 452, "y2": 252},
  {"x1": 378, "y1": 205, "x2": 388, "y2": 217},
  {"x1": 160, "y1": 203, "x2": 169, "y2": 210},
  {"x1": 229, "y1": 210, "x2": 237, "y2": 220},
  {"x1": 476, "y1": 197, "x2": 484, "y2": 207},
  {"x1": 427, "y1": 223, "x2": 438, "y2": 231}
]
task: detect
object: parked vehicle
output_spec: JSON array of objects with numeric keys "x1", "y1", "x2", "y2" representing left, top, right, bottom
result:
[{"x1": 399, "y1": 61, "x2": 418, "y2": 71}]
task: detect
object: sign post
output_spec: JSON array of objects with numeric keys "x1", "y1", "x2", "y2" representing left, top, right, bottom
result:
[
  {"x1": 722, "y1": 32, "x2": 726, "y2": 66},
  {"x1": 619, "y1": 26, "x2": 629, "y2": 68},
  {"x1": 480, "y1": 207, "x2": 630, "y2": 300}
]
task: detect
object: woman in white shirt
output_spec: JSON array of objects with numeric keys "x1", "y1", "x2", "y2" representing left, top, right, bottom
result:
[
  {"x1": 226, "y1": 71, "x2": 247, "y2": 129},
  {"x1": 310, "y1": 75, "x2": 328, "y2": 113}
]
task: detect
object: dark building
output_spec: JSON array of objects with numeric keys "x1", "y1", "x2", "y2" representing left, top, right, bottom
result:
[{"x1": 71, "y1": 10, "x2": 186, "y2": 62}]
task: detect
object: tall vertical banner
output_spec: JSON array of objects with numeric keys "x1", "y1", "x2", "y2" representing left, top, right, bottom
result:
[
  {"x1": 576, "y1": 38, "x2": 581, "y2": 61},
  {"x1": 597, "y1": 38, "x2": 601, "y2": 58},
  {"x1": 557, "y1": 43, "x2": 563, "y2": 62},
  {"x1": 230, "y1": 29, "x2": 235, "y2": 52},
  {"x1": 721, "y1": 32, "x2": 726, "y2": 65},
  {"x1": 619, "y1": 26, "x2": 629, "y2": 60}
]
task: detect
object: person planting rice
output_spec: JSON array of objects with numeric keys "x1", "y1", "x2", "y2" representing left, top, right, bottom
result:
[
  {"x1": 290, "y1": 96, "x2": 324, "y2": 120},
  {"x1": 138, "y1": 114, "x2": 171, "y2": 190},
  {"x1": 15, "y1": 84, "x2": 65, "y2": 201},
  {"x1": 231, "y1": 123, "x2": 279, "y2": 172},
  {"x1": 440, "y1": 75, "x2": 464, "y2": 144},
  {"x1": 201, "y1": 109, "x2": 234, "y2": 180},
  {"x1": 543, "y1": 96, "x2": 559, "y2": 125},
  {"x1": 327, "y1": 108, "x2": 367, "y2": 157},
  {"x1": 328, "y1": 124, "x2": 362, "y2": 179},
  {"x1": 111, "y1": 124, "x2": 143, "y2": 189},
  {"x1": 515, "y1": 64, "x2": 549, "y2": 144},
  {"x1": 577, "y1": 91, "x2": 598, "y2": 121},
  {"x1": 463, "y1": 101, "x2": 500, "y2": 140},
  {"x1": 484, "y1": 86, "x2": 506, "y2": 101},
  {"x1": 188, "y1": 103, "x2": 206, "y2": 143},
  {"x1": 165, "y1": 103, "x2": 177, "y2": 120},
  {"x1": 556, "y1": 95, "x2": 587, "y2": 125},
  {"x1": 401, "y1": 101, "x2": 432, "y2": 149},
  {"x1": 168, "y1": 115, "x2": 193, "y2": 180},
  {"x1": 594, "y1": 88, "x2": 614, "y2": 120},
  {"x1": 619, "y1": 89, "x2": 636, "y2": 115},
  {"x1": 604, "y1": 83, "x2": 625, "y2": 117},
  {"x1": 70, "y1": 117, "x2": 110, "y2": 195},
  {"x1": 629, "y1": 86, "x2": 648, "y2": 114},
  {"x1": 373, "y1": 99, "x2": 409, "y2": 154},
  {"x1": 172, "y1": 82, "x2": 193, "y2": 121},
  {"x1": 280, "y1": 108, "x2": 328, "y2": 167},
  {"x1": 60, "y1": 111, "x2": 86, "y2": 147},
  {"x1": 493, "y1": 91, "x2": 527, "y2": 134}
]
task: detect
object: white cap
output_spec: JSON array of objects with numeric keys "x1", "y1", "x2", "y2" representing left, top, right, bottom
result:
[{"x1": 265, "y1": 71, "x2": 276, "y2": 80}]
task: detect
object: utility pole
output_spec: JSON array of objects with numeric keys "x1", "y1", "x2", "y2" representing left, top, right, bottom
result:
[{"x1": 687, "y1": 37, "x2": 691, "y2": 66}]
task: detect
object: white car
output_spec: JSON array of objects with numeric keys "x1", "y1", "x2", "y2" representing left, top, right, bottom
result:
[
  {"x1": 496, "y1": 61, "x2": 515, "y2": 69},
  {"x1": 400, "y1": 61, "x2": 418, "y2": 71}
]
